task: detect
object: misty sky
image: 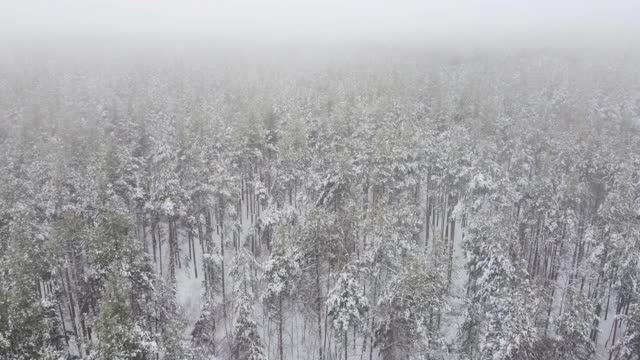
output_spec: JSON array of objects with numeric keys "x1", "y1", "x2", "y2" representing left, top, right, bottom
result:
[{"x1": 1, "y1": 0, "x2": 639, "y2": 47}]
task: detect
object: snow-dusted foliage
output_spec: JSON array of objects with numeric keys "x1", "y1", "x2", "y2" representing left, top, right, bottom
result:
[
  {"x1": 231, "y1": 296, "x2": 267, "y2": 360},
  {"x1": 327, "y1": 270, "x2": 369, "y2": 333},
  {"x1": 0, "y1": 49, "x2": 639, "y2": 360},
  {"x1": 191, "y1": 301, "x2": 217, "y2": 359},
  {"x1": 89, "y1": 273, "x2": 156, "y2": 360},
  {"x1": 375, "y1": 253, "x2": 448, "y2": 359}
]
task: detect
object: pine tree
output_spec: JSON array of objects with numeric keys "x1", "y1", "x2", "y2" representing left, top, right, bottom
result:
[
  {"x1": 90, "y1": 273, "x2": 155, "y2": 360},
  {"x1": 375, "y1": 252, "x2": 447, "y2": 359},
  {"x1": 613, "y1": 303, "x2": 640, "y2": 360},
  {"x1": 231, "y1": 249, "x2": 266, "y2": 360},
  {"x1": 263, "y1": 236, "x2": 301, "y2": 358},
  {"x1": 326, "y1": 269, "x2": 368, "y2": 360},
  {"x1": 191, "y1": 301, "x2": 217, "y2": 359},
  {"x1": 231, "y1": 296, "x2": 266, "y2": 360}
]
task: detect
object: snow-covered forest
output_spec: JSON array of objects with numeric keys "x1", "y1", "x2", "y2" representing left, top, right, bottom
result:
[{"x1": 1, "y1": 49, "x2": 640, "y2": 360}]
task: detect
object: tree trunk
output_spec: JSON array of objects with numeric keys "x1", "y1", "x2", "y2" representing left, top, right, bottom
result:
[
  {"x1": 205, "y1": 210, "x2": 213, "y2": 295},
  {"x1": 344, "y1": 332, "x2": 347, "y2": 360},
  {"x1": 168, "y1": 220, "x2": 176, "y2": 283},
  {"x1": 220, "y1": 208, "x2": 226, "y2": 318},
  {"x1": 190, "y1": 230, "x2": 198, "y2": 278},
  {"x1": 158, "y1": 224, "x2": 163, "y2": 276},
  {"x1": 151, "y1": 218, "x2": 157, "y2": 264},
  {"x1": 279, "y1": 294, "x2": 284, "y2": 360},
  {"x1": 316, "y1": 245, "x2": 323, "y2": 360},
  {"x1": 64, "y1": 268, "x2": 84, "y2": 357}
]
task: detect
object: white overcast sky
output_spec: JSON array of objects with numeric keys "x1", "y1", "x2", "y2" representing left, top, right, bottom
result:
[{"x1": 1, "y1": 0, "x2": 638, "y2": 47}]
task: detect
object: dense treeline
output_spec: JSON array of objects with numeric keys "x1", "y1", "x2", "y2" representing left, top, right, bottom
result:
[{"x1": 1, "y1": 50, "x2": 639, "y2": 360}]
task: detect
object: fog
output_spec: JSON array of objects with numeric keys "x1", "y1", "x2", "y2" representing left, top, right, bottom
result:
[
  {"x1": 2, "y1": 2, "x2": 640, "y2": 360},
  {"x1": 2, "y1": 0, "x2": 639, "y2": 48}
]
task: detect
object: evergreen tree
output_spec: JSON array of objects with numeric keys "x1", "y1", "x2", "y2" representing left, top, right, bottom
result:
[
  {"x1": 90, "y1": 273, "x2": 155, "y2": 360},
  {"x1": 231, "y1": 296, "x2": 266, "y2": 360}
]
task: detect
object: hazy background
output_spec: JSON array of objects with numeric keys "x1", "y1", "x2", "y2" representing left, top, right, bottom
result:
[{"x1": 1, "y1": 0, "x2": 639, "y2": 49}]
